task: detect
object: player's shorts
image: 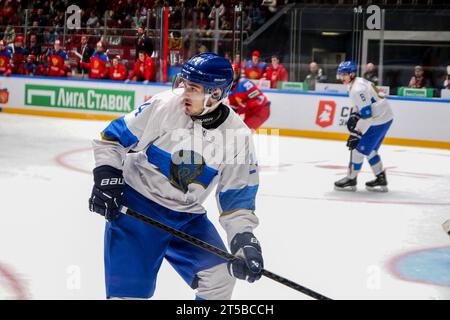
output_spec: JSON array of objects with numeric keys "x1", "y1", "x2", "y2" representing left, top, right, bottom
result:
[
  {"x1": 244, "y1": 102, "x2": 271, "y2": 130},
  {"x1": 356, "y1": 120, "x2": 393, "y2": 156},
  {"x1": 104, "y1": 184, "x2": 228, "y2": 299}
]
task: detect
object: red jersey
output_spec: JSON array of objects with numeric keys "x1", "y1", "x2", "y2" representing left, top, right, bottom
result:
[
  {"x1": 0, "y1": 49, "x2": 12, "y2": 76},
  {"x1": 47, "y1": 49, "x2": 68, "y2": 77},
  {"x1": 243, "y1": 60, "x2": 266, "y2": 80},
  {"x1": 81, "y1": 51, "x2": 110, "y2": 79},
  {"x1": 129, "y1": 55, "x2": 155, "y2": 81},
  {"x1": 228, "y1": 78, "x2": 270, "y2": 114},
  {"x1": 109, "y1": 63, "x2": 127, "y2": 81},
  {"x1": 265, "y1": 63, "x2": 288, "y2": 88},
  {"x1": 11, "y1": 46, "x2": 28, "y2": 75}
]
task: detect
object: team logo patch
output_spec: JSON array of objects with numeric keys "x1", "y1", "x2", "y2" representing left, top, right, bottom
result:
[
  {"x1": 170, "y1": 150, "x2": 206, "y2": 193},
  {"x1": 316, "y1": 101, "x2": 336, "y2": 128}
]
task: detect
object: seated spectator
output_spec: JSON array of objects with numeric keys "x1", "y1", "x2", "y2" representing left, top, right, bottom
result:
[
  {"x1": 86, "y1": 11, "x2": 99, "y2": 29},
  {"x1": 220, "y1": 16, "x2": 231, "y2": 30},
  {"x1": 204, "y1": 19, "x2": 216, "y2": 38},
  {"x1": 236, "y1": 11, "x2": 252, "y2": 32},
  {"x1": 244, "y1": 50, "x2": 266, "y2": 80},
  {"x1": 265, "y1": 55, "x2": 288, "y2": 88},
  {"x1": 443, "y1": 66, "x2": 450, "y2": 89},
  {"x1": 363, "y1": 62, "x2": 378, "y2": 84},
  {"x1": 27, "y1": 34, "x2": 42, "y2": 57},
  {"x1": 304, "y1": 62, "x2": 327, "y2": 91},
  {"x1": 0, "y1": 40, "x2": 12, "y2": 76},
  {"x1": 44, "y1": 28, "x2": 58, "y2": 44},
  {"x1": 109, "y1": 55, "x2": 127, "y2": 81},
  {"x1": 81, "y1": 41, "x2": 110, "y2": 79},
  {"x1": 3, "y1": 25, "x2": 15, "y2": 44},
  {"x1": 208, "y1": 0, "x2": 225, "y2": 20},
  {"x1": 11, "y1": 35, "x2": 28, "y2": 75},
  {"x1": 47, "y1": 39, "x2": 69, "y2": 77},
  {"x1": 408, "y1": 65, "x2": 430, "y2": 88},
  {"x1": 128, "y1": 50, "x2": 155, "y2": 83}
]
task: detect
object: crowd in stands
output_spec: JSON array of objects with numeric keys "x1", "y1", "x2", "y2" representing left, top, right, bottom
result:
[
  {"x1": 0, "y1": 0, "x2": 281, "y2": 83},
  {"x1": 0, "y1": 0, "x2": 449, "y2": 95}
]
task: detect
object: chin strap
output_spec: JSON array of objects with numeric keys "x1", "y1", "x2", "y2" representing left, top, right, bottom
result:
[{"x1": 198, "y1": 93, "x2": 222, "y2": 116}]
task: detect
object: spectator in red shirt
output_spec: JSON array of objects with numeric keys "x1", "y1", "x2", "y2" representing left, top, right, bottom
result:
[
  {"x1": 265, "y1": 55, "x2": 288, "y2": 89},
  {"x1": 109, "y1": 55, "x2": 127, "y2": 81},
  {"x1": 243, "y1": 50, "x2": 266, "y2": 80},
  {"x1": 128, "y1": 50, "x2": 155, "y2": 83}
]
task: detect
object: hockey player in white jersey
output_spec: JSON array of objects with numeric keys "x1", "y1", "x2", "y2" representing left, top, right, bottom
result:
[
  {"x1": 88, "y1": 53, "x2": 263, "y2": 299},
  {"x1": 334, "y1": 61, "x2": 394, "y2": 192}
]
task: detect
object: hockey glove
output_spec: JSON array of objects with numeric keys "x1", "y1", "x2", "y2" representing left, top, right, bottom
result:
[
  {"x1": 347, "y1": 132, "x2": 362, "y2": 150},
  {"x1": 346, "y1": 112, "x2": 360, "y2": 132},
  {"x1": 88, "y1": 165, "x2": 124, "y2": 221},
  {"x1": 228, "y1": 232, "x2": 263, "y2": 283}
]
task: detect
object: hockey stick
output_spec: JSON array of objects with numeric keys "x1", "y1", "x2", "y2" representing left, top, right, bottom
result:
[
  {"x1": 119, "y1": 206, "x2": 332, "y2": 300},
  {"x1": 443, "y1": 220, "x2": 450, "y2": 237}
]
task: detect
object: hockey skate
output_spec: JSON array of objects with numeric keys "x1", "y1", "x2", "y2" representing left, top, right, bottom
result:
[
  {"x1": 334, "y1": 176, "x2": 357, "y2": 192},
  {"x1": 365, "y1": 171, "x2": 388, "y2": 192}
]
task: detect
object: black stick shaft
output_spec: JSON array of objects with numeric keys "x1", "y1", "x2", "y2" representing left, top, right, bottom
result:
[{"x1": 121, "y1": 206, "x2": 332, "y2": 300}]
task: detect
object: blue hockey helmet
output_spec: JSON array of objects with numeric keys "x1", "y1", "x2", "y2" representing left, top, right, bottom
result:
[
  {"x1": 180, "y1": 52, "x2": 233, "y2": 100},
  {"x1": 337, "y1": 61, "x2": 357, "y2": 74}
]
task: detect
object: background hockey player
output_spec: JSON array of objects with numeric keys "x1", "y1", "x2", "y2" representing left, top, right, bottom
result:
[
  {"x1": 89, "y1": 52, "x2": 263, "y2": 300},
  {"x1": 227, "y1": 63, "x2": 271, "y2": 131},
  {"x1": 46, "y1": 39, "x2": 69, "y2": 77},
  {"x1": 0, "y1": 40, "x2": 12, "y2": 76},
  {"x1": 243, "y1": 50, "x2": 266, "y2": 80},
  {"x1": 334, "y1": 61, "x2": 394, "y2": 192},
  {"x1": 10, "y1": 35, "x2": 28, "y2": 75},
  {"x1": 81, "y1": 41, "x2": 110, "y2": 79}
]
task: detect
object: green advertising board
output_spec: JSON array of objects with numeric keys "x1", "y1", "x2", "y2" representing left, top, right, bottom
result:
[
  {"x1": 25, "y1": 84, "x2": 135, "y2": 113},
  {"x1": 277, "y1": 81, "x2": 308, "y2": 91},
  {"x1": 397, "y1": 87, "x2": 434, "y2": 98}
]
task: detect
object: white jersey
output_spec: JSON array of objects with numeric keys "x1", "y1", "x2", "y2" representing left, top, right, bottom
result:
[
  {"x1": 92, "y1": 89, "x2": 259, "y2": 242},
  {"x1": 349, "y1": 77, "x2": 394, "y2": 134}
]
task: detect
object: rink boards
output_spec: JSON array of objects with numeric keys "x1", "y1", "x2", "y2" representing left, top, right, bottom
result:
[{"x1": 0, "y1": 75, "x2": 449, "y2": 149}]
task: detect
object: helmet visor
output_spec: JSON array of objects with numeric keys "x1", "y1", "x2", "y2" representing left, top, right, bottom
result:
[{"x1": 172, "y1": 73, "x2": 206, "y2": 101}]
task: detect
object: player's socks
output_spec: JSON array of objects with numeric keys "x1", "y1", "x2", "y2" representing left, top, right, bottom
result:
[
  {"x1": 334, "y1": 176, "x2": 357, "y2": 191},
  {"x1": 366, "y1": 171, "x2": 388, "y2": 192}
]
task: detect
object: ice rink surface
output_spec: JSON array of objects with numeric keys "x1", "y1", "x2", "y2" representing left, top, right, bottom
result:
[{"x1": 0, "y1": 113, "x2": 449, "y2": 300}]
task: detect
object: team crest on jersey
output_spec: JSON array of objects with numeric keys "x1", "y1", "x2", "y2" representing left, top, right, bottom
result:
[{"x1": 169, "y1": 150, "x2": 206, "y2": 193}]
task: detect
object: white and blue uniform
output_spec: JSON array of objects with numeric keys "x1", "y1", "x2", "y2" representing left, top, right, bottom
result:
[
  {"x1": 93, "y1": 89, "x2": 259, "y2": 299},
  {"x1": 348, "y1": 77, "x2": 394, "y2": 177}
]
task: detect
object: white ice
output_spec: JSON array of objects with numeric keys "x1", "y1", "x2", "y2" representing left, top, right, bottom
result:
[{"x1": 0, "y1": 113, "x2": 449, "y2": 300}]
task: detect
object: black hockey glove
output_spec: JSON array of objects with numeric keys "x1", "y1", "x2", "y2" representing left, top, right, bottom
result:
[
  {"x1": 347, "y1": 112, "x2": 360, "y2": 132},
  {"x1": 228, "y1": 232, "x2": 263, "y2": 283},
  {"x1": 347, "y1": 132, "x2": 362, "y2": 150},
  {"x1": 88, "y1": 165, "x2": 124, "y2": 221}
]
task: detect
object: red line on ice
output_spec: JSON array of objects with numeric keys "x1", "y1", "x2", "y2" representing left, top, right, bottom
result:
[
  {"x1": 0, "y1": 262, "x2": 29, "y2": 300},
  {"x1": 54, "y1": 147, "x2": 92, "y2": 174}
]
